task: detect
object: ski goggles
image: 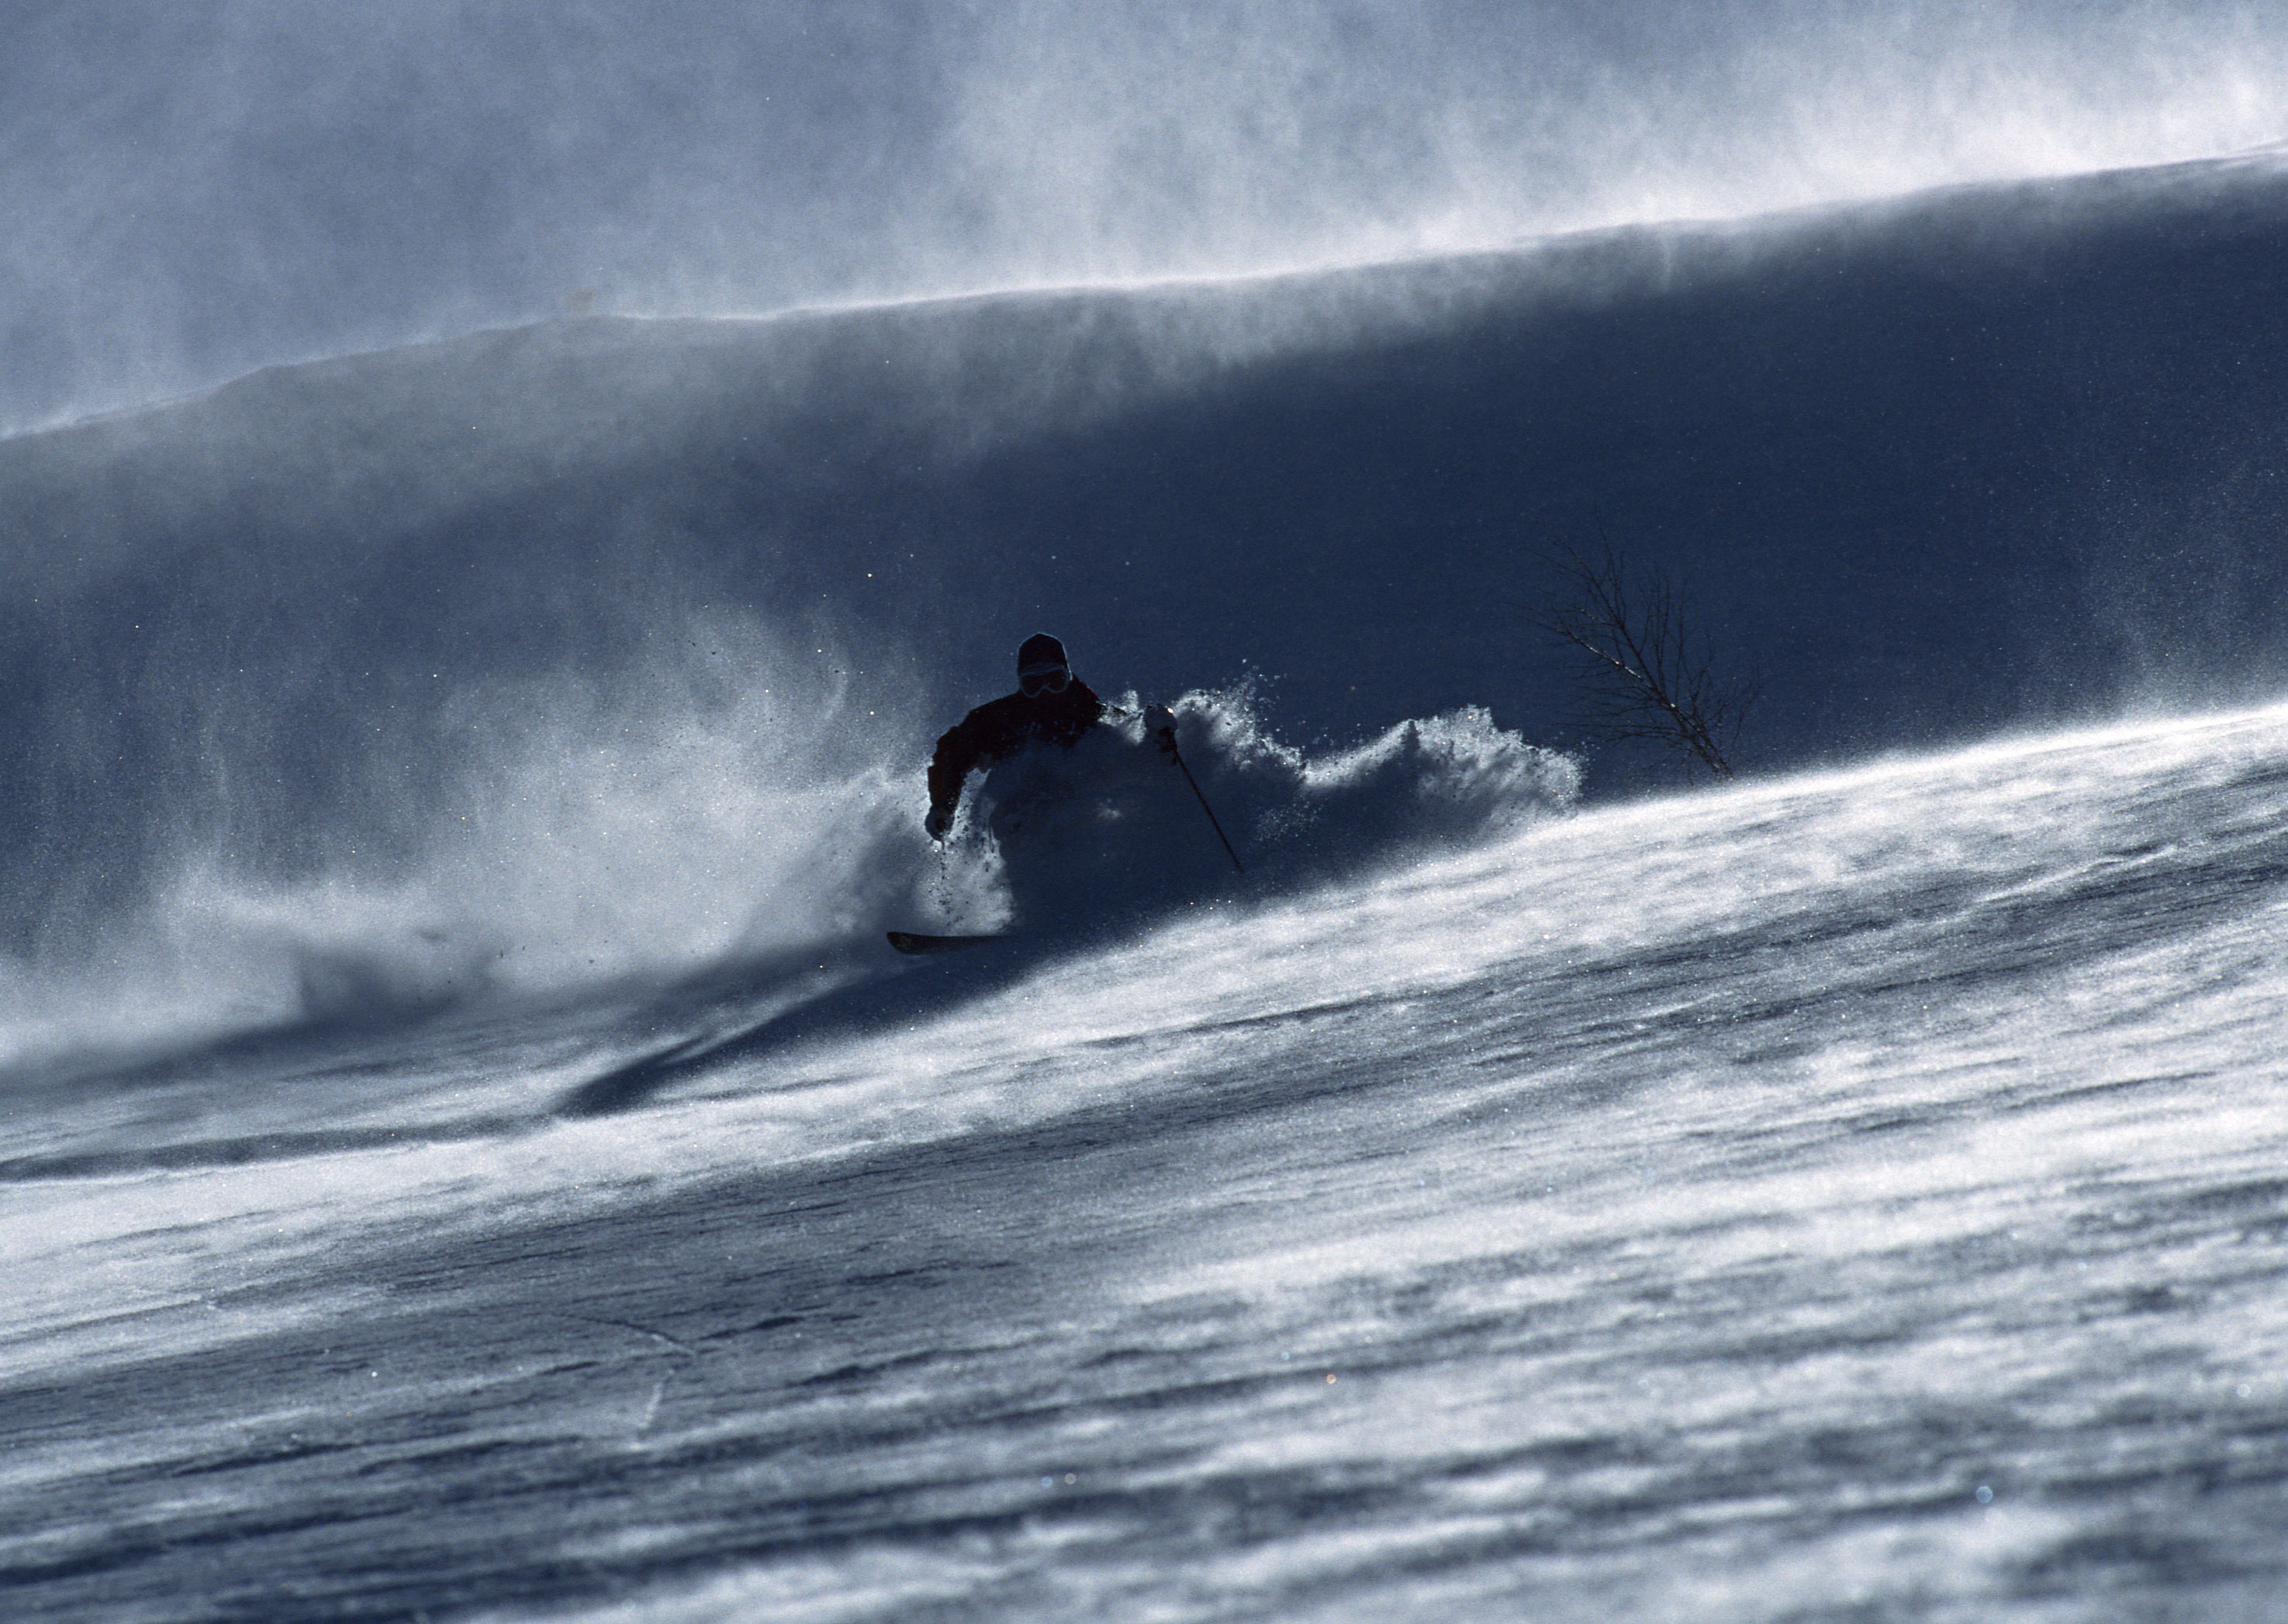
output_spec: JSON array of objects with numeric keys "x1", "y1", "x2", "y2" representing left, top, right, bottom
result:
[{"x1": 1018, "y1": 666, "x2": 1071, "y2": 697}]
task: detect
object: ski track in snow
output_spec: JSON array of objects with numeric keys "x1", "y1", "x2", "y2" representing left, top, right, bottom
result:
[{"x1": 4, "y1": 706, "x2": 2288, "y2": 1619}]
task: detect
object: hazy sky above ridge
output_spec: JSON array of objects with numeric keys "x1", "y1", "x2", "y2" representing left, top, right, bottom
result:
[{"x1": 3, "y1": 0, "x2": 2283, "y2": 429}]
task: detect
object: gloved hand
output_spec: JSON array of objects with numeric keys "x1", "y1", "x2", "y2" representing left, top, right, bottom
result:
[
  {"x1": 925, "y1": 804, "x2": 952, "y2": 841},
  {"x1": 1145, "y1": 704, "x2": 1179, "y2": 758}
]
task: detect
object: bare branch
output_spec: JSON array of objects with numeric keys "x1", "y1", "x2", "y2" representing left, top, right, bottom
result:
[{"x1": 1532, "y1": 539, "x2": 1759, "y2": 781}]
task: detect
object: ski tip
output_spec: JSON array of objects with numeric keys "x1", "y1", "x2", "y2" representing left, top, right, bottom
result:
[{"x1": 887, "y1": 930, "x2": 1004, "y2": 955}]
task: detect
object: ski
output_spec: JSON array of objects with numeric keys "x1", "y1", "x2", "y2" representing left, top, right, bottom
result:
[{"x1": 886, "y1": 931, "x2": 1003, "y2": 955}]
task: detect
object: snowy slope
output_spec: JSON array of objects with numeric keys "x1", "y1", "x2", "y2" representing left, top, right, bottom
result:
[{"x1": 5, "y1": 705, "x2": 2286, "y2": 1619}]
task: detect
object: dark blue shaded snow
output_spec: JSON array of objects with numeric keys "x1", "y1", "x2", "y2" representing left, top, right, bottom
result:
[{"x1": 4, "y1": 154, "x2": 2288, "y2": 1045}]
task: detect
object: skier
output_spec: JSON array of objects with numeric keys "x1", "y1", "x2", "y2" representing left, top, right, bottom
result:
[{"x1": 925, "y1": 634, "x2": 1113, "y2": 840}]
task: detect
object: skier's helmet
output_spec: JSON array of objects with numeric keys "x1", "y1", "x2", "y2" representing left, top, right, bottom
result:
[{"x1": 1017, "y1": 633, "x2": 1071, "y2": 696}]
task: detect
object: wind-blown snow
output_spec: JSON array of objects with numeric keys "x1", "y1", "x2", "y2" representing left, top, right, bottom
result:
[
  {"x1": 931, "y1": 690, "x2": 1578, "y2": 935},
  {"x1": 9, "y1": 1, "x2": 2287, "y2": 433}
]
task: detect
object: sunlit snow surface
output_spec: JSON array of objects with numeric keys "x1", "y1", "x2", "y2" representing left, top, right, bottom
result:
[{"x1": 6, "y1": 706, "x2": 2288, "y2": 1620}]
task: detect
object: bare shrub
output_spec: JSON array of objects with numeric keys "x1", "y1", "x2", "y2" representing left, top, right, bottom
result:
[{"x1": 1534, "y1": 541, "x2": 1760, "y2": 782}]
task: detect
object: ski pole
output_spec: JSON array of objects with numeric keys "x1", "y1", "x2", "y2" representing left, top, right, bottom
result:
[{"x1": 1160, "y1": 727, "x2": 1245, "y2": 874}]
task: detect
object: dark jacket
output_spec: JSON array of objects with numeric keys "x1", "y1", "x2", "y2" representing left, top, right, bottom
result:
[{"x1": 928, "y1": 680, "x2": 1106, "y2": 817}]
